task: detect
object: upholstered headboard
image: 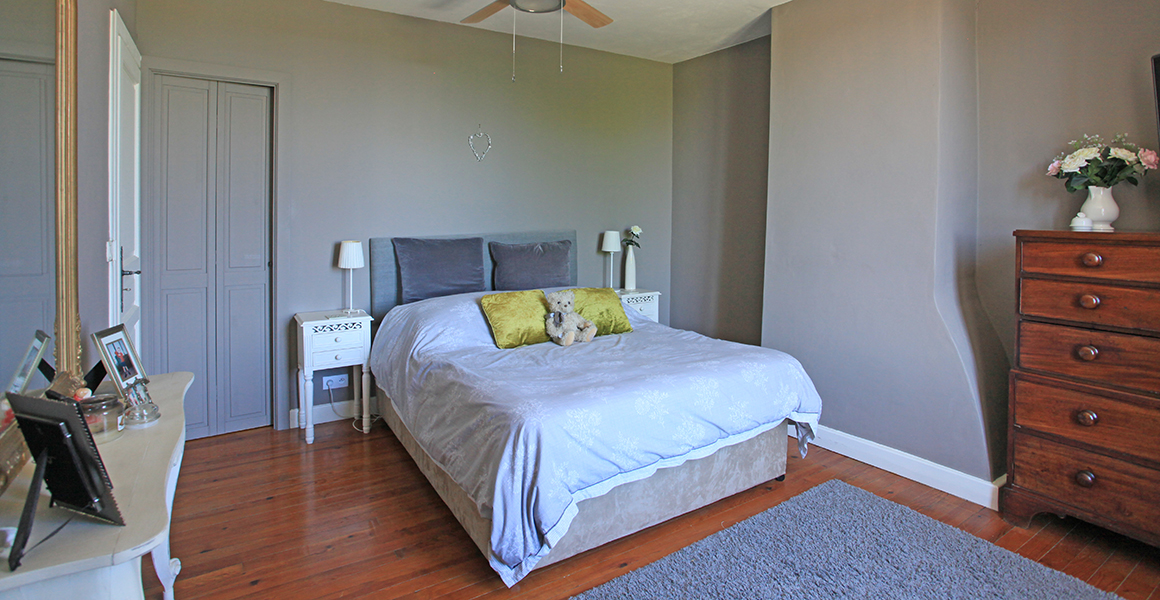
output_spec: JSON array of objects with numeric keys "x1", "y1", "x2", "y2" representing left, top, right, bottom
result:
[{"x1": 369, "y1": 230, "x2": 578, "y2": 323}]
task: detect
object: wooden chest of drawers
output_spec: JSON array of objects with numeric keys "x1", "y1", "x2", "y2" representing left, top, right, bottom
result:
[{"x1": 1001, "y1": 231, "x2": 1160, "y2": 547}]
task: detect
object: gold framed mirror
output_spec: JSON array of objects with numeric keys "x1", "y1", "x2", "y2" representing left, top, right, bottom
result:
[
  {"x1": 0, "y1": 0, "x2": 79, "y2": 491},
  {"x1": 51, "y1": 0, "x2": 82, "y2": 391}
]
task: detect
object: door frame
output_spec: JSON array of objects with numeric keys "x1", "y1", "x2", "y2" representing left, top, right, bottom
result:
[
  {"x1": 108, "y1": 9, "x2": 142, "y2": 341},
  {"x1": 141, "y1": 57, "x2": 294, "y2": 430}
]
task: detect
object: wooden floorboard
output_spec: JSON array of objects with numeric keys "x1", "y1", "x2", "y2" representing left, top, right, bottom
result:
[{"x1": 142, "y1": 420, "x2": 1159, "y2": 599}]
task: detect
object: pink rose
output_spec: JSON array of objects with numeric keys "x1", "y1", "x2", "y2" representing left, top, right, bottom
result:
[
  {"x1": 1046, "y1": 160, "x2": 1062, "y2": 176},
  {"x1": 1140, "y1": 148, "x2": 1159, "y2": 170}
]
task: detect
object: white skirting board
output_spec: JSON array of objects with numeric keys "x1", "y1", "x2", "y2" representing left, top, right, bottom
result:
[{"x1": 792, "y1": 423, "x2": 1006, "y2": 510}]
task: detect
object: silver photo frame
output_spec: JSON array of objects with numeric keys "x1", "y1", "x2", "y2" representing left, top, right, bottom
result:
[
  {"x1": 91, "y1": 325, "x2": 147, "y2": 394},
  {"x1": 5, "y1": 330, "x2": 51, "y2": 395}
]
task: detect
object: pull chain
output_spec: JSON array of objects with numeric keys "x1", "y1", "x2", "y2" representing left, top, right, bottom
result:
[
  {"x1": 559, "y1": 8, "x2": 564, "y2": 73},
  {"x1": 511, "y1": 11, "x2": 517, "y2": 82}
]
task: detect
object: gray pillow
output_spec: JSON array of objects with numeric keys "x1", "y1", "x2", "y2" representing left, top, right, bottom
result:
[
  {"x1": 490, "y1": 239, "x2": 572, "y2": 291},
  {"x1": 393, "y1": 237, "x2": 486, "y2": 304}
]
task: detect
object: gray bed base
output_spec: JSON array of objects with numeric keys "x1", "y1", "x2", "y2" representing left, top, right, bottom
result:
[{"x1": 378, "y1": 390, "x2": 788, "y2": 572}]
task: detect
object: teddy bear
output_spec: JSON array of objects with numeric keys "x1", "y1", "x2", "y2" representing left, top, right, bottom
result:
[{"x1": 544, "y1": 290, "x2": 597, "y2": 346}]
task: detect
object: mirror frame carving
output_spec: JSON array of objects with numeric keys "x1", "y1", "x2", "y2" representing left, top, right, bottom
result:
[{"x1": 51, "y1": 0, "x2": 83, "y2": 392}]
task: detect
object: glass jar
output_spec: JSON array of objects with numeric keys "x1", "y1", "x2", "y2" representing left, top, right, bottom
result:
[{"x1": 79, "y1": 393, "x2": 125, "y2": 444}]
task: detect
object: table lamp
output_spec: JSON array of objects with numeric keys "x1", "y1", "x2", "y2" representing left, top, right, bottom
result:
[
  {"x1": 337, "y1": 240, "x2": 364, "y2": 315},
  {"x1": 601, "y1": 230, "x2": 620, "y2": 289}
]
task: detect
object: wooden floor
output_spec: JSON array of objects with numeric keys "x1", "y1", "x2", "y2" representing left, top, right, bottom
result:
[{"x1": 143, "y1": 420, "x2": 1160, "y2": 599}]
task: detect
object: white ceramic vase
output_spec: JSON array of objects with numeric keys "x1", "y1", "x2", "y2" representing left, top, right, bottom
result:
[
  {"x1": 624, "y1": 245, "x2": 637, "y2": 290},
  {"x1": 1079, "y1": 186, "x2": 1119, "y2": 232}
]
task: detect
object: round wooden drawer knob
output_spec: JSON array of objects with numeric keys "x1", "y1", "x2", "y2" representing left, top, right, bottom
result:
[
  {"x1": 1081, "y1": 252, "x2": 1103, "y2": 267},
  {"x1": 1075, "y1": 409, "x2": 1099, "y2": 426},
  {"x1": 1077, "y1": 345, "x2": 1099, "y2": 361},
  {"x1": 1074, "y1": 470, "x2": 1097, "y2": 488},
  {"x1": 1079, "y1": 294, "x2": 1101, "y2": 309}
]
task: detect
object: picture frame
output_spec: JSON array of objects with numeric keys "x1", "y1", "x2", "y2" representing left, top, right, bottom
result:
[
  {"x1": 5, "y1": 330, "x2": 51, "y2": 395},
  {"x1": 91, "y1": 325, "x2": 148, "y2": 397}
]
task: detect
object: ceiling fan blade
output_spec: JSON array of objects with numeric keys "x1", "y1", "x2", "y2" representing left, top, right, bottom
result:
[
  {"x1": 563, "y1": 0, "x2": 612, "y2": 28},
  {"x1": 461, "y1": 0, "x2": 510, "y2": 24}
]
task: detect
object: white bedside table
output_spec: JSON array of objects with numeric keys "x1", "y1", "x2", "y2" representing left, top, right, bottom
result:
[
  {"x1": 294, "y1": 310, "x2": 374, "y2": 443},
  {"x1": 616, "y1": 289, "x2": 661, "y2": 322}
]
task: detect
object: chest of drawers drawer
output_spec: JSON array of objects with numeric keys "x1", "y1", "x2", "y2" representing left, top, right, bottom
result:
[
  {"x1": 1017, "y1": 321, "x2": 1160, "y2": 395},
  {"x1": 1012, "y1": 375, "x2": 1160, "y2": 465},
  {"x1": 1019, "y1": 278, "x2": 1160, "y2": 334},
  {"x1": 1020, "y1": 240, "x2": 1160, "y2": 284},
  {"x1": 1011, "y1": 432, "x2": 1160, "y2": 536}
]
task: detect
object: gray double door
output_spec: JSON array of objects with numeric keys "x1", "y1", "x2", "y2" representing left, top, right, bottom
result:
[{"x1": 146, "y1": 75, "x2": 272, "y2": 439}]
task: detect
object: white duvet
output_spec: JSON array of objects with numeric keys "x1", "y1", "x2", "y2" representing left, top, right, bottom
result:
[{"x1": 370, "y1": 290, "x2": 822, "y2": 586}]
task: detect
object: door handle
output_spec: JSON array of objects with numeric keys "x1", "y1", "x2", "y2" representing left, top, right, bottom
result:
[{"x1": 121, "y1": 268, "x2": 141, "y2": 277}]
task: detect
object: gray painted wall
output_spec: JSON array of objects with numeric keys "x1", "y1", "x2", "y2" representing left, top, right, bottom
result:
[
  {"x1": 763, "y1": 0, "x2": 1005, "y2": 480},
  {"x1": 134, "y1": 0, "x2": 673, "y2": 424},
  {"x1": 764, "y1": 0, "x2": 1160, "y2": 481},
  {"x1": 671, "y1": 37, "x2": 770, "y2": 345},
  {"x1": 975, "y1": 0, "x2": 1160, "y2": 362}
]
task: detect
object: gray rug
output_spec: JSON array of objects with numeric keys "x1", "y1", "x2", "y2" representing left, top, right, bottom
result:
[{"x1": 571, "y1": 480, "x2": 1121, "y2": 600}]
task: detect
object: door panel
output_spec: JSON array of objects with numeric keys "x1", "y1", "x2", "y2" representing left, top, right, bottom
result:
[
  {"x1": 0, "y1": 59, "x2": 54, "y2": 388},
  {"x1": 216, "y1": 83, "x2": 271, "y2": 433},
  {"x1": 223, "y1": 285, "x2": 270, "y2": 424},
  {"x1": 160, "y1": 80, "x2": 214, "y2": 274},
  {"x1": 163, "y1": 289, "x2": 211, "y2": 436}
]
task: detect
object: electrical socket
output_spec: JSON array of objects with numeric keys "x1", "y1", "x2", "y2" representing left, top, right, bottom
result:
[{"x1": 322, "y1": 374, "x2": 349, "y2": 389}]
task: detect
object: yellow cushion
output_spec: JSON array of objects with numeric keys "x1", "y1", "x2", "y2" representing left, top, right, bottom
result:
[
  {"x1": 571, "y1": 288, "x2": 633, "y2": 336},
  {"x1": 480, "y1": 290, "x2": 550, "y2": 349}
]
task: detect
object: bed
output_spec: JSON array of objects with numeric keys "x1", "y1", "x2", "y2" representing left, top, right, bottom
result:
[{"x1": 367, "y1": 231, "x2": 822, "y2": 586}]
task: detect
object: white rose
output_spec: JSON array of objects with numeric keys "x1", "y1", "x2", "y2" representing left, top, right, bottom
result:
[
  {"x1": 630, "y1": 225, "x2": 642, "y2": 236},
  {"x1": 1109, "y1": 147, "x2": 1138, "y2": 163},
  {"x1": 1061, "y1": 147, "x2": 1101, "y2": 173}
]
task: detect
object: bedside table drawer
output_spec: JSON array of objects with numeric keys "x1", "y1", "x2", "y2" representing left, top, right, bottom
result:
[
  {"x1": 1012, "y1": 375, "x2": 1160, "y2": 463},
  {"x1": 1012, "y1": 433, "x2": 1160, "y2": 535},
  {"x1": 1020, "y1": 278, "x2": 1160, "y2": 334},
  {"x1": 312, "y1": 346, "x2": 365, "y2": 369},
  {"x1": 1018, "y1": 321, "x2": 1160, "y2": 394},
  {"x1": 312, "y1": 328, "x2": 364, "y2": 350}
]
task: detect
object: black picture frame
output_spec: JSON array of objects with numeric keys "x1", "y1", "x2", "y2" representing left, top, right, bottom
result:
[
  {"x1": 1152, "y1": 53, "x2": 1159, "y2": 143},
  {"x1": 4, "y1": 392, "x2": 124, "y2": 570}
]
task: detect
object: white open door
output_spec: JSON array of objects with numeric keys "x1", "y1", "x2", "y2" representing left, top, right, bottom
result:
[{"x1": 108, "y1": 9, "x2": 142, "y2": 345}]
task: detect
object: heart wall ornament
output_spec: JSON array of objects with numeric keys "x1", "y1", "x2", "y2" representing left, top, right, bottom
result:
[{"x1": 469, "y1": 125, "x2": 492, "y2": 162}]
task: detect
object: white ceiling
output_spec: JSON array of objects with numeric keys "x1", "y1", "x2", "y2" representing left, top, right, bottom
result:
[{"x1": 323, "y1": 0, "x2": 790, "y2": 64}]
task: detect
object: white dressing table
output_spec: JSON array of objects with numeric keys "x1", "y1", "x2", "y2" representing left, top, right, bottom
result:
[{"x1": 0, "y1": 371, "x2": 192, "y2": 600}]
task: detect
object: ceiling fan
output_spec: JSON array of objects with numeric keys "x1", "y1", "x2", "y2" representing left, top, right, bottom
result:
[{"x1": 461, "y1": 0, "x2": 613, "y2": 29}]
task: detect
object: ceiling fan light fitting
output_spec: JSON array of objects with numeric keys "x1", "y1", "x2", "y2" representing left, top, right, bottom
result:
[{"x1": 509, "y1": 0, "x2": 565, "y2": 14}]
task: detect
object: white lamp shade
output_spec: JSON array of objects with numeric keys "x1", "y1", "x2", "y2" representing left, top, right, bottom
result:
[
  {"x1": 337, "y1": 240, "x2": 365, "y2": 269},
  {"x1": 600, "y1": 230, "x2": 621, "y2": 253}
]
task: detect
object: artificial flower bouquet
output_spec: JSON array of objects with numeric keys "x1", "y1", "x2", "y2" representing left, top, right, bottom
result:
[
  {"x1": 1047, "y1": 133, "x2": 1158, "y2": 192},
  {"x1": 622, "y1": 225, "x2": 642, "y2": 248}
]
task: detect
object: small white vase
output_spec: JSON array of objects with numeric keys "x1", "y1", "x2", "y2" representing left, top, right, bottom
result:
[
  {"x1": 624, "y1": 245, "x2": 637, "y2": 290},
  {"x1": 1079, "y1": 186, "x2": 1119, "y2": 232}
]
